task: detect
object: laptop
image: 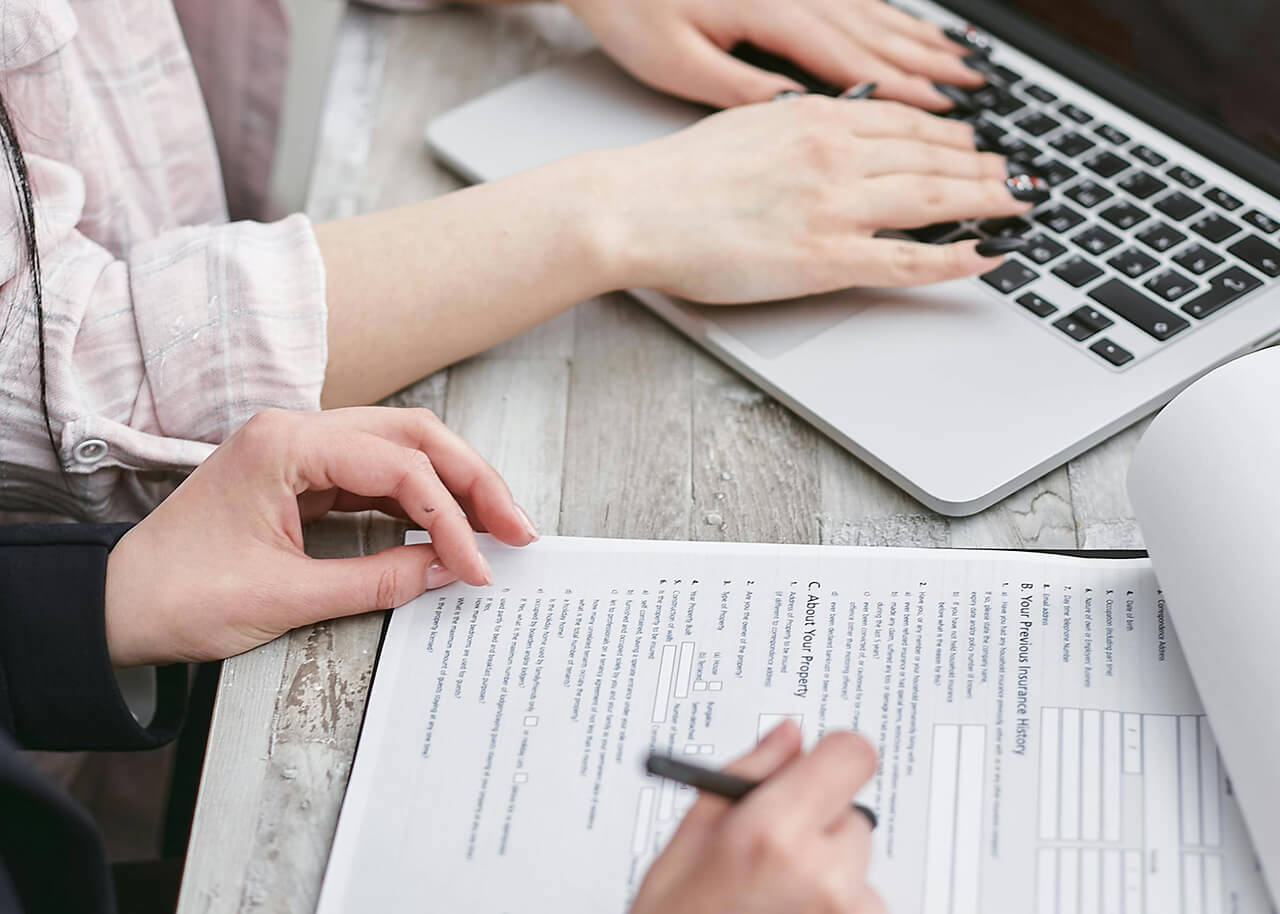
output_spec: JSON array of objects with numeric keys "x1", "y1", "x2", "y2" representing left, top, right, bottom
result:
[{"x1": 425, "y1": 0, "x2": 1280, "y2": 516}]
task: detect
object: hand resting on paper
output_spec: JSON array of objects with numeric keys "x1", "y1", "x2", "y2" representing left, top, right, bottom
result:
[{"x1": 102, "y1": 407, "x2": 538, "y2": 667}]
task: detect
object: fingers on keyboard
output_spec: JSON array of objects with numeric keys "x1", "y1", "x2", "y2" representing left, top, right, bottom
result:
[
  {"x1": 858, "y1": 175, "x2": 1031, "y2": 228},
  {"x1": 854, "y1": 140, "x2": 1007, "y2": 179}
]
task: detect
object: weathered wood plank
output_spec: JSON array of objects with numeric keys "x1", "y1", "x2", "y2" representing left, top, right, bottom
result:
[
  {"x1": 361, "y1": 5, "x2": 591, "y2": 212},
  {"x1": 304, "y1": 7, "x2": 393, "y2": 222},
  {"x1": 949, "y1": 468, "x2": 1077, "y2": 550},
  {"x1": 558, "y1": 295, "x2": 695, "y2": 541},
  {"x1": 1067, "y1": 421, "x2": 1151, "y2": 549},
  {"x1": 443, "y1": 356, "x2": 570, "y2": 534},
  {"x1": 690, "y1": 359, "x2": 822, "y2": 544},
  {"x1": 816, "y1": 437, "x2": 952, "y2": 548}
]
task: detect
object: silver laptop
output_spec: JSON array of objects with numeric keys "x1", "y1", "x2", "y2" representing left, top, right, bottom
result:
[{"x1": 426, "y1": 0, "x2": 1280, "y2": 516}]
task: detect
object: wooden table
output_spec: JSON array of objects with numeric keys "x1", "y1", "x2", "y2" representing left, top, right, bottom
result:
[{"x1": 175, "y1": 6, "x2": 1146, "y2": 911}]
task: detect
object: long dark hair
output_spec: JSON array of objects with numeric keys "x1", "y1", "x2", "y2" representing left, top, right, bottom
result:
[{"x1": 0, "y1": 91, "x2": 60, "y2": 469}]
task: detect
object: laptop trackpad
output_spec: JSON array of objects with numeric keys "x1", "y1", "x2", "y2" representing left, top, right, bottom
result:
[{"x1": 688, "y1": 290, "x2": 873, "y2": 359}]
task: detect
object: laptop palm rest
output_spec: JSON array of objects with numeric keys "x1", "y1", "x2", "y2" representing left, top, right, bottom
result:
[{"x1": 687, "y1": 285, "x2": 984, "y2": 360}]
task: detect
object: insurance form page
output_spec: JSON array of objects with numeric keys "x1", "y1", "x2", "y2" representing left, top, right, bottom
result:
[{"x1": 317, "y1": 537, "x2": 1271, "y2": 913}]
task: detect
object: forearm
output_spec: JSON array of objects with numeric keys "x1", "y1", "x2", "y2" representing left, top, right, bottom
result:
[{"x1": 317, "y1": 152, "x2": 625, "y2": 408}]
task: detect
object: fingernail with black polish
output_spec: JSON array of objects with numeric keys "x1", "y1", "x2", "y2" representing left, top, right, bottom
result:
[
  {"x1": 840, "y1": 81, "x2": 878, "y2": 100},
  {"x1": 963, "y1": 54, "x2": 992, "y2": 77},
  {"x1": 946, "y1": 24, "x2": 993, "y2": 53},
  {"x1": 976, "y1": 236, "x2": 1029, "y2": 257},
  {"x1": 933, "y1": 83, "x2": 975, "y2": 113},
  {"x1": 1005, "y1": 173, "x2": 1051, "y2": 204}
]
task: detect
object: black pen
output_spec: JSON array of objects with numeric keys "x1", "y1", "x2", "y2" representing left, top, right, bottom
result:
[{"x1": 645, "y1": 752, "x2": 878, "y2": 829}]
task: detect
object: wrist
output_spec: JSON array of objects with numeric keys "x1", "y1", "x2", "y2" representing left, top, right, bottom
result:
[
  {"x1": 104, "y1": 527, "x2": 158, "y2": 668},
  {"x1": 547, "y1": 147, "x2": 650, "y2": 294}
]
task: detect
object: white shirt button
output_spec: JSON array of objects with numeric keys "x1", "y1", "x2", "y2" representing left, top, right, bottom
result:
[{"x1": 73, "y1": 438, "x2": 109, "y2": 464}]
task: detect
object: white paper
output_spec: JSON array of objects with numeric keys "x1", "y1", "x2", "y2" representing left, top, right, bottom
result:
[
  {"x1": 1129, "y1": 346, "x2": 1280, "y2": 904},
  {"x1": 317, "y1": 536, "x2": 1271, "y2": 913}
]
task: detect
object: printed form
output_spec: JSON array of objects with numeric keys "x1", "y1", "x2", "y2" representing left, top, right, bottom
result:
[{"x1": 316, "y1": 537, "x2": 1272, "y2": 913}]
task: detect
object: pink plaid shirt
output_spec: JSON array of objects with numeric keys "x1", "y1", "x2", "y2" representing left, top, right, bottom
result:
[{"x1": 0, "y1": 0, "x2": 327, "y2": 521}]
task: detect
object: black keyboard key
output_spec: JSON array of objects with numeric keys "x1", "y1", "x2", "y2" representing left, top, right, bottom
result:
[
  {"x1": 980, "y1": 259, "x2": 1038, "y2": 293},
  {"x1": 1035, "y1": 204, "x2": 1086, "y2": 234},
  {"x1": 1039, "y1": 159, "x2": 1078, "y2": 187},
  {"x1": 1203, "y1": 187, "x2": 1243, "y2": 211},
  {"x1": 1189, "y1": 213, "x2": 1241, "y2": 243},
  {"x1": 971, "y1": 117, "x2": 1007, "y2": 153},
  {"x1": 1073, "y1": 225, "x2": 1122, "y2": 255},
  {"x1": 1167, "y1": 165, "x2": 1204, "y2": 188},
  {"x1": 1181, "y1": 266, "x2": 1262, "y2": 318},
  {"x1": 979, "y1": 216, "x2": 1033, "y2": 238},
  {"x1": 1072, "y1": 305, "x2": 1113, "y2": 331},
  {"x1": 1108, "y1": 248, "x2": 1159, "y2": 278},
  {"x1": 1064, "y1": 180, "x2": 1113, "y2": 209},
  {"x1": 1088, "y1": 278, "x2": 1189, "y2": 340},
  {"x1": 1094, "y1": 123, "x2": 1130, "y2": 145},
  {"x1": 1050, "y1": 132, "x2": 1096, "y2": 157},
  {"x1": 989, "y1": 62, "x2": 1023, "y2": 85},
  {"x1": 1052, "y1": 255, "x2": 1104, "y2": 287},
  {"x1": 1023, "y1": 234, "x2": 1067, "y2": 265},
  {"x1": 906, "y1": 221, "x2": 962, "y2": 243},
  {"x1": 972, "y1": 84, "x2": 1024, "y2": 115},
  {"x1": 1153, "y1": 191, "x2": 1203, "y2": 221},
  {"x1": 1144, "y1": 268, "x2": 1196, "y2": 301},
  {"x1": 1226, "y1": 235, "x2": 1280, "y2": 277},
  {"x1": 1117, "y1": 171, "x2": 1167, "y2": 200},
  {"x1": 1058, "y1": 102, "x2": 1092, "y2": 124},
  {"x1": 1136, "y1": 221, "x2": 1187, "y2": 253},
  {"x1": 1001, "y1": 138, "x2": 1042, "y2": 163},
  {"x1": 1017, "y1": 291, "x2": 1057, "y2": 317},
  {"x1": 1090, "y1": 338, "x2": 1134, "y2": 366},
  {"x1": 1243, "y1": 210, "x2": 1279, "y2": 234},
  {"x1": 1083, "y1": 150, "x2": 1129, "y2": 178},
  {"x1": 1054, "y1": 314, "x2": 1101, "y2": 341},
  {"x1": 1171, "y1": 244, "x2": 1224, "y2": 275},
  {"x1": 1131, "y1": 145, "x2": 1168, "y2": 167},
  {"x1": 1023, "y1": 84, "x2": 1057, "y2": 103},
  {"x1": 1100, "y1": 202, "x2": 1150, "y2": 231},
  {"x1": 1015, "y1": 112, "x2": 1060, "y2": 136}
]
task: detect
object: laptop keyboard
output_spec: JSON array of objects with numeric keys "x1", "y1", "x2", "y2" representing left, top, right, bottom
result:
[{"x1": 904, "y1": 55, "x2": 1280, "y2": 369}]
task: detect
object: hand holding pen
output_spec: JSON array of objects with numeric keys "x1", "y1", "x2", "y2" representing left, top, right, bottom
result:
[{"x1": 629, "y1": 720, "x2": 884, "y2": 914}]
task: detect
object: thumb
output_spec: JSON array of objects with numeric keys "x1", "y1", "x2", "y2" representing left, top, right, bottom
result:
[
  {"x1": 667, "y1": 29, "x2": 802, "y2": 107},
  {"x1": 288, "y1": 542, "x2": 460, "y2": 624}
]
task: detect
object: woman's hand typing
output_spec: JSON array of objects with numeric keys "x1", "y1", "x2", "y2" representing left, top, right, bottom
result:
[
  {"x1": 563, "y1": 0, "x2": 982, "y2": 109},
  {"x1": 590, "y1": 95, "x2": 1035, "y2": 304}
]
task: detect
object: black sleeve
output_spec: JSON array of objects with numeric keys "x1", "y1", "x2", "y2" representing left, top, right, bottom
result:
[
  {"x1": 0, "y1": 524, "x2": 185, "y2": 750},
  {"x1": 0, "y1": 524, "x2": 193, "y2": 914}
]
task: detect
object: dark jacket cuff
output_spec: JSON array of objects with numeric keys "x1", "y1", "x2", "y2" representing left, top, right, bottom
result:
[{"x1": 0, "y1": 524, "x2": 185, "y2": 751}]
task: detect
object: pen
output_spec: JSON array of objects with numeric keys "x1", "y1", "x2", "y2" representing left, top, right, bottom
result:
[
  {"x1": 839, "y1": 81, "x2": 878, "y2": 100},
  {"x1": 645, "y1": 752, "x2": 878, "y2": 830}
]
